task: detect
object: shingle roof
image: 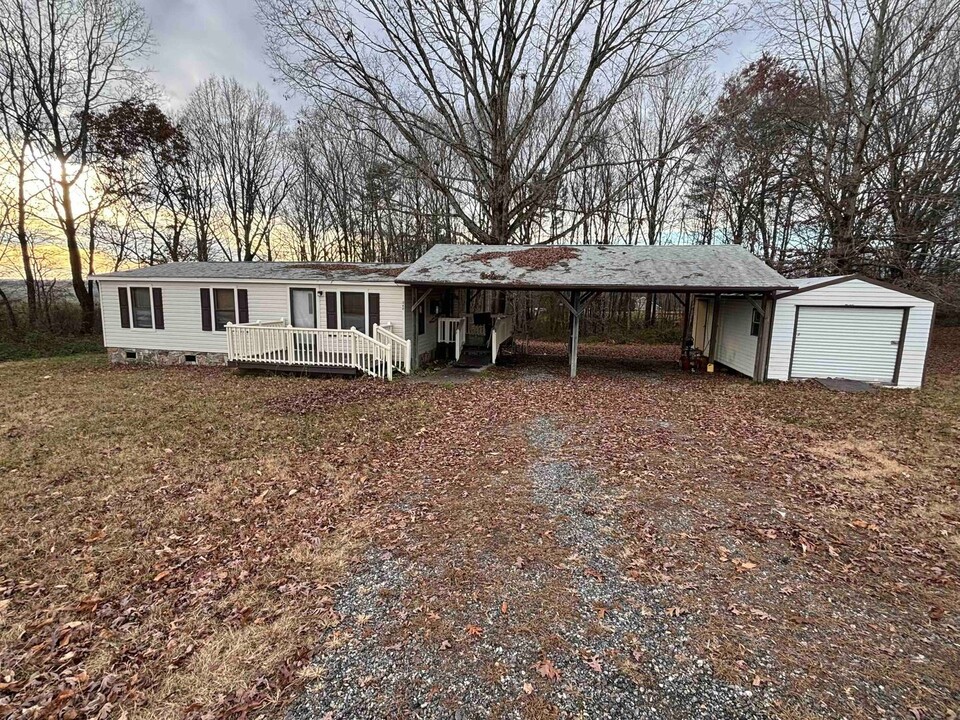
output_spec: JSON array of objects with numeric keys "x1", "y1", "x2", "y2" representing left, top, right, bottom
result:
[
  {"x1": 93, "y1": 261, "x2": 408, "y2": 284},
  {"x1": 396, "y1": 244, "x2": 796, "y2": 292}
]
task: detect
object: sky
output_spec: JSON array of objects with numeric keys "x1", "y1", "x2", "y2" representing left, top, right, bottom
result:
[
  {"x1": 139, "y1": 0, "x2": 761, "y2": 115},
  {"x1": 140, "y1": 0, "x2": 297, "y2": 112}
]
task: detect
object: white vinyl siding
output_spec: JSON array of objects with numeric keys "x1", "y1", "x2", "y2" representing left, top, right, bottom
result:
[
  {"x1": 713, "y1": 298, "x2": 759, "y2": 378},
  {"x1": 689, "y1": 296, "x2": 759, "y2": 378},
  {"x1": 768, "y1": 278, "x2": 934, "y2": 388},
  {"x1": 791, "y1": 307, "x2": 903, "y2": 383},
  {"x1": 100, "y1": 279, "x2": 406, "y2": 355}
]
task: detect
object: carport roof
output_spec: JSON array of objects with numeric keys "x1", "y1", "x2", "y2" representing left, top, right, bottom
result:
[{"x1": 396, "y1": 244, "x2": 795, "y2": 292}]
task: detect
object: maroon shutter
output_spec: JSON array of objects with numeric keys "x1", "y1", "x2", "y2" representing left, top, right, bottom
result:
[
  {"x1": 118, "y1": 287, "x2": 130, "y2": 328},
  {"x1": 152, "y1": 288, "x2": 165, "y2": 329},
  {"x1": 237, "y1": 289, "x2": 249, "y2": 324},
  {"x1": 200, "y1": 288, "x2": 212, "y2": 331},
  {"x1": 326, "y1": 292, "x2": 338, "y2": 329},
  {"x1": 368, "y1": 293, "x2": 380, "y2": 334}
]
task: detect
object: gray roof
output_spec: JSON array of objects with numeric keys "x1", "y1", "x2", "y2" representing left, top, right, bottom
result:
[
  {"x1": 396, "y1": 244, "x2": 795, "y2": 292},
  {"x1": 93, "y1": 261, "x2": 408, "y2": 284}
]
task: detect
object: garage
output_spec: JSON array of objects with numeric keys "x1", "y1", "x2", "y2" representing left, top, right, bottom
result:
[
  {"x1": 790, "y1": 306, "x2": 906, "y2": 383},
  {"x1": 766, "y1": 276, "x2": 935, "y2": 388},
  {"x1": 690, "y1": 274, "x2": 935, "y2": 388}
]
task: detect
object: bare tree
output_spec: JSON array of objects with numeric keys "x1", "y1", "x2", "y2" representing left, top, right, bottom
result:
[
  {"x1": 623, "y1": 61, "x2": 710, "y2": 249},
  {"x1": 0, "y1": 0, "x2": 151, "y2": 331},
  {"x1": 182, "y1": 78, "x2": 289, "y2": 261},
  {"x1": 287, "y1": 117, "x2": 330, "y2": 262},
  {"x1": 769, "y1": 0, "x2": 960, "y2": 273},
  {"x1": 0, "y1": 15, "x2": 43, "y2": 326},
  {"x1": 261, "y1": 0, "x2": 734, "y2": 246}
]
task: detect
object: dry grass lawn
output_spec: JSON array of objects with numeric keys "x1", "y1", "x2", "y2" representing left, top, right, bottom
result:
[{"x1": 0, "y1": 330, "x2": 958, "y2": 719}]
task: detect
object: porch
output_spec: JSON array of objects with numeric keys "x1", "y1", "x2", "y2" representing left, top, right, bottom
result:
[
  {"x1": 225, "y1": 320, "x2": 411, "y2": 379},
  {"x1": 436, "y1": 313, "x2": 515, "y2": 367}
]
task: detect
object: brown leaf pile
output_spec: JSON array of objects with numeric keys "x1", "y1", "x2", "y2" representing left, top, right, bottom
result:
[
  {"x1": 1, "y1": 329, "x2": 958, "y2": 719},
  {"x1": 468, "y1": 246, "x2": 580, "y2": 271}
]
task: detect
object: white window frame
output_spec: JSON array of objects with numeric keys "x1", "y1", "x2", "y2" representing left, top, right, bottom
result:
[
  {"x1": 750, "y1": 308, "x2": 762, "y2": 337},
  {"x1": 128, "y1": 285, "x2": 155, "y2": 332},
  {"x1": 211, "y1": 287, "x2": 239, "y2": 332},
  {"x1": 335, "y1": 290, "x2": 374, "y2": 333}
]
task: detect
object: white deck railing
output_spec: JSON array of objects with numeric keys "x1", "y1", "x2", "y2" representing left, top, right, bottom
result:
[
  {"x1": 227, "y1": 322, "x2": 393, "y2": 380},
  {"x1": 438, "y1": 316, "x2": 468, "y2": 361},
  {"x1": 491, "y1": 314, "x2": 514, "y2": 364},
  {"x1": 373, "y1": 323, "x2": 412, "y2": 374}
]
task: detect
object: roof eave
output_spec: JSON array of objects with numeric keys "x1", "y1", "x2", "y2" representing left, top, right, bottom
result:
[
  {"x1": 92, "y1": 275, "x2": 403, "y2": 286},
  {"x1": 397, "y1": 278, "x2": 795, "y2": 293}
]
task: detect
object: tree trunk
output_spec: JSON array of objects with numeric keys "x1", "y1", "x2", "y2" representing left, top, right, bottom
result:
[
  {"x1": 0, "y1": 286, "x2": 19, "y2": 332},
  {"x1": 59, "y1": 163, "x2": 95, "y2": 332},
  {"x1": 16, "y1": 151, "x2": 37, "y2": 326}
]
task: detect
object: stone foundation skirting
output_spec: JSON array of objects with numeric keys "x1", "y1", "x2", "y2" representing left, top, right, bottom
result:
[{"x1": 107, "y1": 348, "x2": 227, "y2": 366}]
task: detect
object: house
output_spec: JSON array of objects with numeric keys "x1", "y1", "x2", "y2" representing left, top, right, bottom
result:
[{"x1": 93, "y1": 244, "x2": 935, "y2": 388}]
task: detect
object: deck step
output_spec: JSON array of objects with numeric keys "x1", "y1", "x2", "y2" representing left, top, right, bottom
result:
[{"x1": 454, "y1": 349, "x2": 492, "y2": 369}]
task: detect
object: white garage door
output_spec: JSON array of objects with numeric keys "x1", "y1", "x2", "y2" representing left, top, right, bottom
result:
[{"x1": 791, "y1": 306, "x2": 904, "y2": 383}]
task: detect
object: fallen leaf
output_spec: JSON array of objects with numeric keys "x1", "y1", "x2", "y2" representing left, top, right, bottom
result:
[
  {"x1": 522, "y1": 681, "x2": 533, "y2": 695},
  {"x1": 535, "y1": 659, "x2": 560, "y2": 681},
  {"x1": 465, "y1": 624, "x2": 483, "y2": 638}
]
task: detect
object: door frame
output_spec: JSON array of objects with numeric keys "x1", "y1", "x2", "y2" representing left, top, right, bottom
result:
[
  {"x1": 787, "y1": 304, "x2": 909, "y2": 384},
  {"x1": 288, "y1": 287, "x2": 319, "y2": 328}
]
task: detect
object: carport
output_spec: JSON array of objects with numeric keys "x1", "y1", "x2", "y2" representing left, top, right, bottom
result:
[{"x1": 396, "y1": 244, "x2": 796, "y2": 378}]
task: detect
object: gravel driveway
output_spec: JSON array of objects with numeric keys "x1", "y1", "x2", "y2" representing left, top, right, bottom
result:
[{"x1": 286, "y1": 415, "x2": 767, "y2": 719}]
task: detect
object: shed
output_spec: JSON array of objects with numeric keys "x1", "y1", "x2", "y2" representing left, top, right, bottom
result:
[{"x1": 766, "y1": 276, "x2": 935, "y2": 388}]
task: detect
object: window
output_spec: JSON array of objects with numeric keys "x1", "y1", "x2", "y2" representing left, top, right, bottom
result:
[
  {"x1": 750, "y1": 308, "x2": 762, "y2": 337},
  {"x1": 213, "y1": 289, "x2": 236, "y2": 331},
  {"x1": 130, "y1": 287, "x2": 153, "y2": 329},
  {"x1": 340, "y1": 292, "x2": 365, "y2": 330}
]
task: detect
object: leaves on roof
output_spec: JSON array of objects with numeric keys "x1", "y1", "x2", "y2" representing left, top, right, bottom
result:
[{"x1": 467, "y1": 246, "x2": 581, "y2": 271}]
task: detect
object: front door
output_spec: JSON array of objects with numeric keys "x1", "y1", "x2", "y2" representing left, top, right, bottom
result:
[{"x1": 290, "y1": 288, "x2": 317, "y2": 362}]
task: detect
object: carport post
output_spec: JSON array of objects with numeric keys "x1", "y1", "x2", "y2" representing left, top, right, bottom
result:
[
  {"x1": 557, "y1": 290, "x2": 598, "y2": 378},
  {"x1": 708, "y1": 293, "x2": 721, "y2": 361},
  {"x1": 570, "y1": 290, "x2": 581, "y2": 378},
  {"x1": 752, "y1": 292, "x2": 775, "y2": 381}
]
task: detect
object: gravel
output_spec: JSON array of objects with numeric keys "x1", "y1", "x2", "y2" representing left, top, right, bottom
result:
[{"x1": 287, "y1": 416, "x2": 769, "y2": 719}]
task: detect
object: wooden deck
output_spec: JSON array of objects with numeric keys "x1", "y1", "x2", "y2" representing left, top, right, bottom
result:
[
  {"x1": 225, "y1": 322, "x2": 410, "y2": 380},
  {"x1": 227, "y1": 360, "x2": 358, "y2": 376}
]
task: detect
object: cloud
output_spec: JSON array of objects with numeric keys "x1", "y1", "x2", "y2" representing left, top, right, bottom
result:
[{"x1": 139, "y1": 0, "x2": 298, "y2": 113}]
